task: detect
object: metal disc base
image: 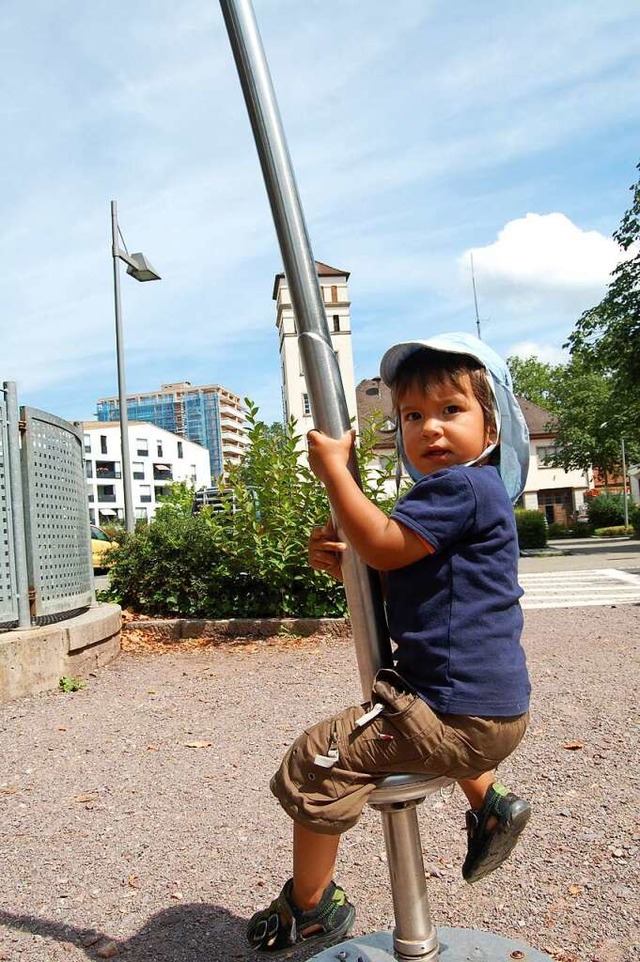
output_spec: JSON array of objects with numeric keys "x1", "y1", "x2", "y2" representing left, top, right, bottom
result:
[{"x1": 307, "y1": 926, "x2": 554, "y2": 961}]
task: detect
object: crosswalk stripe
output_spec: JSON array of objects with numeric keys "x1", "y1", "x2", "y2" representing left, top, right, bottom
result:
[{"x1": 519, "y1": 568, "x2": 640, "y2": 609}]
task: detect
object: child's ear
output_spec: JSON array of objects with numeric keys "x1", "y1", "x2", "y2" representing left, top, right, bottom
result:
[{"x1": 486, "y1": 421, "x2": 498, "y2": 446}]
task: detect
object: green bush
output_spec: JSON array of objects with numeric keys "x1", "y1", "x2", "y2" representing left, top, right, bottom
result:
[
  {"x1": 631, "y1": 504, "x2": 640, "y2": 539},
  {"x1": 104, "y1": 404, "x2": 397, "y2": 619},
  {"x1": 593, "y1": 525, "x2": 633, "y2": 537},
  {"x1": 547, "y1": 521, "x2": 594, "y2": 538},
  {"x1": 515, "y1": 509, "x2": 547, "y2": 550},
  {"x1": 585, "y1": 492, "x2": 626, "y2": 528}
]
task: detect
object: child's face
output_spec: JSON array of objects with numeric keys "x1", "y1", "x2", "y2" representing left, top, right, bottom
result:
[{"x1": 398, "y1": 372, "x2": 496, "y2": 476}]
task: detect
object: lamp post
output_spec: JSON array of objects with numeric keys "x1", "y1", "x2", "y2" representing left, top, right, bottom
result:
[
  {"x1": 110, "y1": 200, "x2": 161, "y2": 534},
  {"x1": 621, "y1": 436, "x2": 629, "y2": 529}
]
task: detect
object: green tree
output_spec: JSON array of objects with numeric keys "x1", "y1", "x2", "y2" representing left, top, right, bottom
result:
[
  {"x1": 508, "y1": 355, "x2": 638, "y2": 477},
  {"x1": 507, "y1": 355, "x2": 560, "y2": 411},
  {"x1": 566, "y1": 162, "x2": 640, "y2": 399}
]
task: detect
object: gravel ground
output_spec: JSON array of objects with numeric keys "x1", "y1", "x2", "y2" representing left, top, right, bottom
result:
[{"x1": 1, "y1": 606, "x2": 638, "y2": 962}]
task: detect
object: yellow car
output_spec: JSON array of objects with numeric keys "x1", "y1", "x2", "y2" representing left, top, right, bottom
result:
[{"x1": 90, "y1": 525, "x2": 118, "y2": 571}]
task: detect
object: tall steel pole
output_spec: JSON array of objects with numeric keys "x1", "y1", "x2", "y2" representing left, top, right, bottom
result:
[
  {"x1": 218, "y1": 0, "x2": 391, "y2": 694},
  {"x1": 621, "y1": 437, "x2": 629, "y2": 529},
  {"x1": 110, "y1": 200, "x2": 135, "y2": 535}
]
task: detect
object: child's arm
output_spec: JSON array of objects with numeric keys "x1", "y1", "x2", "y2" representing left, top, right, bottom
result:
[{"x1": 307, "y1": 429, "x2": 431, "y2": 571}]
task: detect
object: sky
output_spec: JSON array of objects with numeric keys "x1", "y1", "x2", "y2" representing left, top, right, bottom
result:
[{"x1": 1, "y1": 0, "x2": 639, "y2": 426}]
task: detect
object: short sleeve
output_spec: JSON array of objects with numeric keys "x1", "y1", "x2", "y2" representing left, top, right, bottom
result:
[{"x1": 390, "y1": 469, "x2": 477, "y2": 553}]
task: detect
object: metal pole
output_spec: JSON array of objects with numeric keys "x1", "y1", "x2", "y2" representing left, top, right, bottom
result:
[
  {"x1": 110, "y1": 200, "x2": 135, "y2": 535},
  {"x1": 621, "y1": 437, "x2": 629, "y2": 529},
  {"x1": 218, "y1": 0, "x2": 391, "y2": 694},
  {"x1": 5, "y1": 382, "x2": 31, "y2": 627},
  {"x1": 374, "y1": 798, "x2": 439, "y2": 961}
]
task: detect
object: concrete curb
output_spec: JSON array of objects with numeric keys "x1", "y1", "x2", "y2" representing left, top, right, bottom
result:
[{"x1": 0, "y1": 603, "x2": 121, "y2": 703}]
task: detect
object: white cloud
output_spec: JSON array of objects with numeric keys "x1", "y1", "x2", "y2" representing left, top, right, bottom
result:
[{"x1": 466, "y1": 213, "x2": 623, "y2": 292}]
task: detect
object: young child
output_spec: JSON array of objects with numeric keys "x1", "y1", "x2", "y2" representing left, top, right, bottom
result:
[{"x1": 247, "y1": 332, "x2": 532, "y2": 955}]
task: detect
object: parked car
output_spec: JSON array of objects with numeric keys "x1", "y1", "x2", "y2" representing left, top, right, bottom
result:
[{"x1": 90, "y1": 525, "x2": 118, "y2": 571}]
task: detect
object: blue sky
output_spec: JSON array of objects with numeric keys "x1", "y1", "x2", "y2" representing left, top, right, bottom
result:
[{"x1": 2, "y1": 0, "x2": 638, "y2": 425}]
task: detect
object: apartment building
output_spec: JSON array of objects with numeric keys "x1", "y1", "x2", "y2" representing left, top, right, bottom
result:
[
  {"x1": 96, "y1": 382, "x2": 247, "y2": 479},
  {"x1": 81, "y1": 421, "x2": 211, "y2": 526}
]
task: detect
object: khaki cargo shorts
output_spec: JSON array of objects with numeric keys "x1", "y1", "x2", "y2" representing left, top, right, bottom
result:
[{"x1": 270, "y1": 669, "x2": 528, "y2": 835}]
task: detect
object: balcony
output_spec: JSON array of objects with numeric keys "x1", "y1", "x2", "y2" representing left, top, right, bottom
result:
[
  {"x1": 95, "y1": 461, "x2": 121, "y2": 480},
  {"x1": 153, "y1": 463, "x2": 173, "y2": 482},
  {"x1": 97, "y1": 492, "x2": 117, "y2": 503}
]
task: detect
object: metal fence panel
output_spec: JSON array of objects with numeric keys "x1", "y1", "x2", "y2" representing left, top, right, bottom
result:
[
  {"x1": 21, "y1": 407, "x2": 93, "y2": 617},
  {"x1": 0, "y1": 397, "x2": 18, "y2": 624}
]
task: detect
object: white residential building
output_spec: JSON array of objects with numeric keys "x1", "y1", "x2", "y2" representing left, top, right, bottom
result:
[
  {"x1": 274, "y1": 262, "x2": 358, "y2": 445},
  {"x1": 81, "y1": 421, "x2": 211, "y2": 526}
]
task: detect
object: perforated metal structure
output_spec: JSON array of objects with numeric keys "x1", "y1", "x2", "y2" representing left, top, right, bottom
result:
[
  {"x1": 0, "y1": 396, "x2": 18, "y2": 625},
  {"x1": 21, "y1": 408, "x2": 93, "y2": 618}
]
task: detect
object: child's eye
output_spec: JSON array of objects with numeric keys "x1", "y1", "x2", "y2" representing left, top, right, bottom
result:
[
  {"x1": 443, "y1": 405, "x2": 461, "y2": 415},
  {"x1": 403, "y1": 411, "x2": 422, "y2": 422}
]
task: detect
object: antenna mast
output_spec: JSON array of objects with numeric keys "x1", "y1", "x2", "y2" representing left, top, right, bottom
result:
[{"x1": 470, "y1": 252, "x2": 482, "y2": 339}]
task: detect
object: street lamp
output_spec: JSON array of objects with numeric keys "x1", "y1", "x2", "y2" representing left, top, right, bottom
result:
[{"x1": 110, "y1": 200, "x2": 161, "y2": 533}]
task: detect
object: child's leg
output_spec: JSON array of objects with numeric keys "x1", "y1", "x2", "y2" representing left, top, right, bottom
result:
[
  {"x1": 458, "y1": 770, "x2": 495, "y2": 810},
  {"x1": 247, "y1": 824, "x2": 354, "y2": 953},
  {"x1": 292, "y1": 823, "x2": 341, "y2": 909},
  {"x1": 458, "y1": 771, "x2": 531, "y2": 884}
]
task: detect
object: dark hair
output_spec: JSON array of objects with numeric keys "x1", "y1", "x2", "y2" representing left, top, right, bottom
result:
[{"x1": 390, "y1": 348, "x2": 496, "y2": 436}]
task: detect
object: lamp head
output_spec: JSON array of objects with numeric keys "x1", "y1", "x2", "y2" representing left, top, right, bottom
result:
[{"x1": 126, "y1": 253, "x2": 161, "y2": 282}]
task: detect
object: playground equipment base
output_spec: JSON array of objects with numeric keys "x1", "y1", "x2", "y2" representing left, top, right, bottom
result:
[{"x1": 308, "y1": 926, "x2": 554, "y2": 961}]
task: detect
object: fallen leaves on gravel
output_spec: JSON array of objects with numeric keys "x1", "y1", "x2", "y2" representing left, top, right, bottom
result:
[
  {"x1": 120, "y1": 624, "x2": 333, "y2": 656},
  {"x1": 184, "y1": 740, "x2": 212, "y2": 749},
  {"x1": 562, "y1": 740, "x2": 584, "y2": 750}
]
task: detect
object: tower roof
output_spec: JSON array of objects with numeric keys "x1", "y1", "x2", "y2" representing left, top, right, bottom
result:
[{"x1": 272, "y1": 261, "x2": 350, "y2": 299}]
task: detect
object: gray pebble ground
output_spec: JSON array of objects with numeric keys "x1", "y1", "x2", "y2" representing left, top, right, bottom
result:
[{"x1": 1, "y1": 606, "x2": 638, "y2": 962}]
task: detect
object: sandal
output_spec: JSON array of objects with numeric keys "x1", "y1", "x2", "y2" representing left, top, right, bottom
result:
[
  {"x1": 462, "y1": 783, "x2": 531, "y2": 883},
  {"x1": 246, "y1": 878, "x2": 355, "y2": 955}
]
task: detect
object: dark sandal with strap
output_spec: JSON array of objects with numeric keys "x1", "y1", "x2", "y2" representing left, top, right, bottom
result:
[
  {"x1": 246, "y1": 878, "x2": 355, "y2": 955},
  {"x1": 463, "y1": 783, "x2": 531, "y2": 884}
]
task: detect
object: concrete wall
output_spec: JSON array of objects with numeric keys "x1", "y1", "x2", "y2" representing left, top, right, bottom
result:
[{"x1": 0, "y1": 604, "x2": 121, "y2": 704}]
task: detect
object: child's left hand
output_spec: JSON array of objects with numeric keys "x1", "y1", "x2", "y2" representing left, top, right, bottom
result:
[{"x1": 307, "y1": 429, "x2": 355, "y2": 483}]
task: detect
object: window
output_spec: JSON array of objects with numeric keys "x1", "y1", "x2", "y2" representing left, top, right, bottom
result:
[
  {"x1": 190, "y1": 465, "x2": 197, "y2": 485},
  {"x1": 83, "y1": 433, "x2": 91, "y2": 454},
  {"x1": 157, "y1": 441, "x2": 163, "y2": 457},
  {"x1": 331, "y1": 285, "x2": 338, "y2": 302},
  {"x1": 135, "y1": 507, "x2": 148, "y2": 521},
  {"x1": 537, "y1": 445, "x2": 558, "y2": 466},
  {"x1": 302, "y1": 393, "x2": 311, "y2": 417},
  {"x1": 100, "y1": 435, "x2": 107, "y2": 455},
  {"x1": 132, "y1": 461, "x2": 145, "y2": 480},
  {"x1": 177, "y1": 441, "x2": 183, "y2": 459},
  {"x1": 136, "y1": 438, "x2": 148, "y2": 456},
  {"x1": 89, "y1": 508, "x2": 95, "y2": 524},
  {"x1": 365, "y1": 385, "x2": 380, "y2": 397},
  {"x1": 139, "y1": 484, "x2": 152, "y2": 503},
  {"x1": 332, "y1": 314, "x2": 340, "y2": 332},
  {"x1": 85, "y1": 461, "x2": 93, "y2": 478}
]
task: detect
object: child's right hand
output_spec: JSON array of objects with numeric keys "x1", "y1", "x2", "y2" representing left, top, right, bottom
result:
[{"x1": 308, "y1": 519, "x2": 346, "y2": 582}]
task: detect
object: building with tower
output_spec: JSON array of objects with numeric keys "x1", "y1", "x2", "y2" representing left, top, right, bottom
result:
[{"x1": 273, "y1": 262, "x2": 358, "y2": 442}]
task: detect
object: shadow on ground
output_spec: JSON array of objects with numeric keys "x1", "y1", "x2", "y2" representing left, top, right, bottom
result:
[{"x1": 1, "y1": 904, "x2": 251, "y2": 961}]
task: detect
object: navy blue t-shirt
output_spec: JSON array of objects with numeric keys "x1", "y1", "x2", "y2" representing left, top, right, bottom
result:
[{"x1": 387, "y1": 465, "x2": 530, "y2": 717}]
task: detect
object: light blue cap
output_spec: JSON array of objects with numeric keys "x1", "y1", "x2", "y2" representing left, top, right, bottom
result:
[{"x1": 379, "y1": 332, "x2": 529, "y2": 503}]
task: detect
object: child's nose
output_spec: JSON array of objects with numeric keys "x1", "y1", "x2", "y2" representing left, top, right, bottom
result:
[{"x1": 422, "y1": 417, "x2": 443, "y2": 437}]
